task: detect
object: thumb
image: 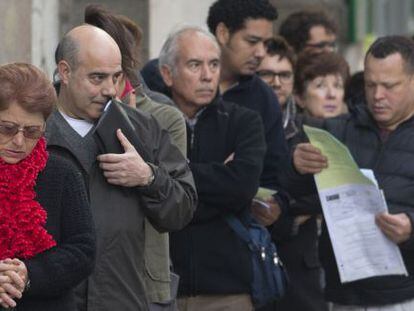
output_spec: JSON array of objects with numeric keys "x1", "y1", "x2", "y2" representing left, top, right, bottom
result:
[{"x1": 116, "y1": 129, "x2": 135, "y2": 153}]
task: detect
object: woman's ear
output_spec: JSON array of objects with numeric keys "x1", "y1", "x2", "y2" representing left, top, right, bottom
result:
[{"x1": 215, "y1": 22, "x2": 230, "y2": 46}]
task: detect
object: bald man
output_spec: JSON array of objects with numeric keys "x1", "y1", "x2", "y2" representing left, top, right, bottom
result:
[{"x1": 46, "y1": 25, "x2": 197, "y2": 311}]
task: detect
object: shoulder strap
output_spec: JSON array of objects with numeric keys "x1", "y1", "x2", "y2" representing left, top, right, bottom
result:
[{"x1": 225, "y1": 215, "x2": 256, "y2": 251}]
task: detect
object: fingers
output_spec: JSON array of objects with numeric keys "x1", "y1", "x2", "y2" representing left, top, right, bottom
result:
[
  {"x1": 1, "y1": 283, "x2": 21, "y2": 299},
  {"x1": 116, "y1": 129, "x2": 135, "y2": 153},
  {"x1": 0, "y1": 292, "x2": 17, "y2": 308},
  {"x1": 0, "y1": 263, "x2": 18, "y2": 273},
  {"x1": 251, "y1": 199, "x2": 281, "y2": 226},
  {"x1": 293, "y1": 143, "x2": 328, "y2": 175},
  {"x1": 295, "y1": 215, "x2": 312, "y2": 226},
  {"x1": 376, "y1": 213, "x2": 412, "y2": 244},
  {"x1": 4, "y1": 271, "x2": 24, "y2": 292}
]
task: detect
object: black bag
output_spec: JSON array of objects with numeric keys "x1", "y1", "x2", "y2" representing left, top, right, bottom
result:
[{"x1": 225, "y1": 215, "x2": 288, "y2": 308}]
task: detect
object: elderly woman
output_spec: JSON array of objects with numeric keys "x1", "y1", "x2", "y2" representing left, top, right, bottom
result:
[
  {"x1": 0, "y1": 63, "x2": 95, "y2": 310},
  {"x1": 294, "y1": 51, "x2": 349, "y2": 118}
]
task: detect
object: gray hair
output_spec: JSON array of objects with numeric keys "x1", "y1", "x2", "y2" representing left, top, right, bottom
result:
[
  {"x1": 54, "y1": 33, "x2": 80, "y2": 69},
  {"x1": 159, "y1": 25, "x2": 220, "y2": 74}
]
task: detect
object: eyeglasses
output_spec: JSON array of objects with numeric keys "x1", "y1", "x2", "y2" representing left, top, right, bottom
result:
[
  {"x1": 0, "y1": 120, "x2": 45, "y2": 140},
  {"x1": 305, "y1": 40, "x2": 337, "y2": 51},
  {"x1": 257, "y1": 70, "x2": 293, "y2": 84}
]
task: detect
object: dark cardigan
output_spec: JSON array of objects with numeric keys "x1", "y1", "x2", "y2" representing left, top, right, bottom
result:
[{"x1": 14, "y1": 152, "x2": 96, "y2": 311}]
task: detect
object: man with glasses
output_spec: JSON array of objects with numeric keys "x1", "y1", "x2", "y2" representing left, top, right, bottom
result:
[
  {"x1": 279, "y1": 10, "x2": 337, "y2": 54},
  {"x1": 256, "y1": 36, "x2": 296, "y2": 136}
]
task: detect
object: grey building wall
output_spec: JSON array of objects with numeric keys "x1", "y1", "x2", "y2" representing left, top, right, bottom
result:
[
  {"x1": 0, "y1": 0, "x2": 32, "y2": 64},
  {"x1": 58, "y1": 0, "x2": 149, "y2": 61}
]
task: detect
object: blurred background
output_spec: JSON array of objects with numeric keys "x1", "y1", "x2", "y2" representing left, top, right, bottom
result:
[{"x1": 3, "y1": 0, "x2": 414, "y2": 77}]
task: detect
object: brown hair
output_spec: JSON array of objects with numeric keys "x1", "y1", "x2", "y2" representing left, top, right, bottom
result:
[
  {"x1": 294, "y1": 51, "x2": 349, "y2": 96},
  {"x1": 84, "y1": 4, "x2": 142, "y2": 87},
  {"x1": 279, "y1": 10, "x2": 337, "y2": 53},
  {"x1": 264, "y1": 35, "x2": 296, "y2": 68},
  {"x1": 0, "y1": 63, "x2": 56, "y2": 119}
]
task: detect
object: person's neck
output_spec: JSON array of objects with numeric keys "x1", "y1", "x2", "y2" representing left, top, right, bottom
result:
[
  {"x1": 377, "y1": 110, "x2": 414, "y2": 132},
  {"x1": 174, "y1": 101, "x2": 199, "y2": 119},
  {"x1": 219, "y1": 65, "x2": 239, "y2": 94},
  {"x1": 58, "y1": 91, "x2": 78, "y2": 119}
]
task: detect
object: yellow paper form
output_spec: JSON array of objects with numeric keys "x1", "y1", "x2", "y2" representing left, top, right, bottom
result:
[
  {"x1": 303, "y1": 125, "x2": 407, "y2": 283},
  {"x1": 303, "y1": 125, "x2": 373, "y2": 189}
]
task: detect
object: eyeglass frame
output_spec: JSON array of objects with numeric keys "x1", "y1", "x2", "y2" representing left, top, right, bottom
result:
[
  {"x1": 256, "y1": 70, "x2": 294, "y2": 84},
  {"x1": 0, "y1": 120, "x2": 46, "y2": 140},
  {"x1": 305, "y1": 40, "x2": 337, "y2": 51}
]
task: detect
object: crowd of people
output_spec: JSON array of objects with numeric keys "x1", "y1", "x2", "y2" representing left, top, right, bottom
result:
[{"x1": 0, "y1": 0, "x2": 413, "y2": 311}]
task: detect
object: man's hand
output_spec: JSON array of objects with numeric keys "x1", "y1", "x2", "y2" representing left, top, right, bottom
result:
[
  {"x1": 251, "y1": 197, "x2": 282, "y2": 226},
  {"x1": 376, "y1": 213, "x2": 412, "y2": 244},
  {"x1": 97, "y1": 129, "x2": 153, "y2": 187},
  {"x1": 293, "y1": 143, "x2": 328, "y2": 175}
]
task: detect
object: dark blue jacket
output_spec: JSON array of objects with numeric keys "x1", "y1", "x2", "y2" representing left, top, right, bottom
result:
[
  {"x1": 170, "y1": 97, "x2": 266, "y2": 296},
  {"x1": 221, "y1": 75, "x2": 289, "y2": 196},
  {"x1": 142, "y1": 60, "x2": 290, "y2": 208}
]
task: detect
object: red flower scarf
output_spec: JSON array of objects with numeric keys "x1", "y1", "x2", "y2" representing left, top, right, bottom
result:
[{"x1": 0, "y1": 137, "x2": 56, "y2": 260}]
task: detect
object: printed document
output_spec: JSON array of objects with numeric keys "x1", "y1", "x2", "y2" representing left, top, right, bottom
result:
[{"x1": 304, "y1": 125, "x2": 407, "y2": 283}]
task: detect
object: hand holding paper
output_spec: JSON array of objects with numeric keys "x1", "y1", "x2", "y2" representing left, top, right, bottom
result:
[
  {"x1": 376, "y1": 213, "x2": 412, "y2": 244},
  {"x1": 251, "y1": 188, "x2": 281, "y2": 226},
  {"x1": 293, "y1": 143, "x2": 328, "y2": 175}
]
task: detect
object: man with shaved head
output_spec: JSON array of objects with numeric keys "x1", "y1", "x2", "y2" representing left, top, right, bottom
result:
[{"x1": 47, "y1": 25, "x2": 197, "y2": 311}]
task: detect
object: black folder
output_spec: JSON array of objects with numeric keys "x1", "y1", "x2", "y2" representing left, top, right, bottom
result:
[{"x1": 92, "y1": 100, "x2": 150, "y2": 161}]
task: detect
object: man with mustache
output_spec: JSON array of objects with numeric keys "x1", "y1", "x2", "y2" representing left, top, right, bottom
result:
[
  {"x1": 159, "y1": 26, "x2": 266, "y2": 311},
  {"x1": 290, "y1": 36, "x2": 414, "y2": 310},
  {"x1": 47, "y1": 24, "x2": 197, "y2": 310}
]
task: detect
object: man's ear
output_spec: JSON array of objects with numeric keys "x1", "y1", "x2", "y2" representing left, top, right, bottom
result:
[
  {"x1": 215, "y1": 22, "x2": 230, "y2": 46},
  {"x1": 160, "y1": 65, "x2": 174, "y2": 88},
  {"x1": 57, "y1": 60, "x2": 71, "y2": 85}
]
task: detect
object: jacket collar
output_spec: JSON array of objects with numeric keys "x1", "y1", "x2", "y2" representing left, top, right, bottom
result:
[
  {"x1": 353, "y1": 104, "x2": 414, "y2": 131},
  {"x1": 46, "y1": 110, "x2": 90, "y2": 174}
]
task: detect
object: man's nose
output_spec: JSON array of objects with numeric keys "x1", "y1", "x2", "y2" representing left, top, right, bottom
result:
[
  {"x1": 373, "y1": 86, "x2": 385, "y2": 101},
  {"x1": 254, "y1": 42, "x2": 266, "y2": 59},
  {"x1": 101, "y1": 78, "x2": 117, "y2": 97},
  {"x1": 201, "y1": 64, "x2": 213, "y2": 81}
]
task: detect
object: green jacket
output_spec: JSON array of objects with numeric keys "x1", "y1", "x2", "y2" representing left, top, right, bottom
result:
[
  {"x1": 46, "y1": 105, "x2": 196, "y2": 311},
  {"x1": 136, "y1": 91, "x2": 187, "y2": 303}
]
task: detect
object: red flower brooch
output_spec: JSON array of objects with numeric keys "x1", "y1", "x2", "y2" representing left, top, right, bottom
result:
[{"x1": 0, "y1": 137, "x2": 56, "y2": 260}]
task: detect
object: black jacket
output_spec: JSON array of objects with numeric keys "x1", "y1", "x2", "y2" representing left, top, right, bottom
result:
[
  {"x1": 321, "y1": 106, "x2": 414, "y2": 306},
  {"x1": 17, "y1": 152, "x2": 95, "y2": 311},
  {"x1": 284, "y1": 106, "x2": 414, "y2": 306},
  {"x1": 221, "y1": 75, "x2": 289, "y2": 207},
  {"x1": 141, "y1": 60, "x2": 289, "y2": 208},
  {"x1": 170, "y1": 97, "x2": 266, "y2": 296}
]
